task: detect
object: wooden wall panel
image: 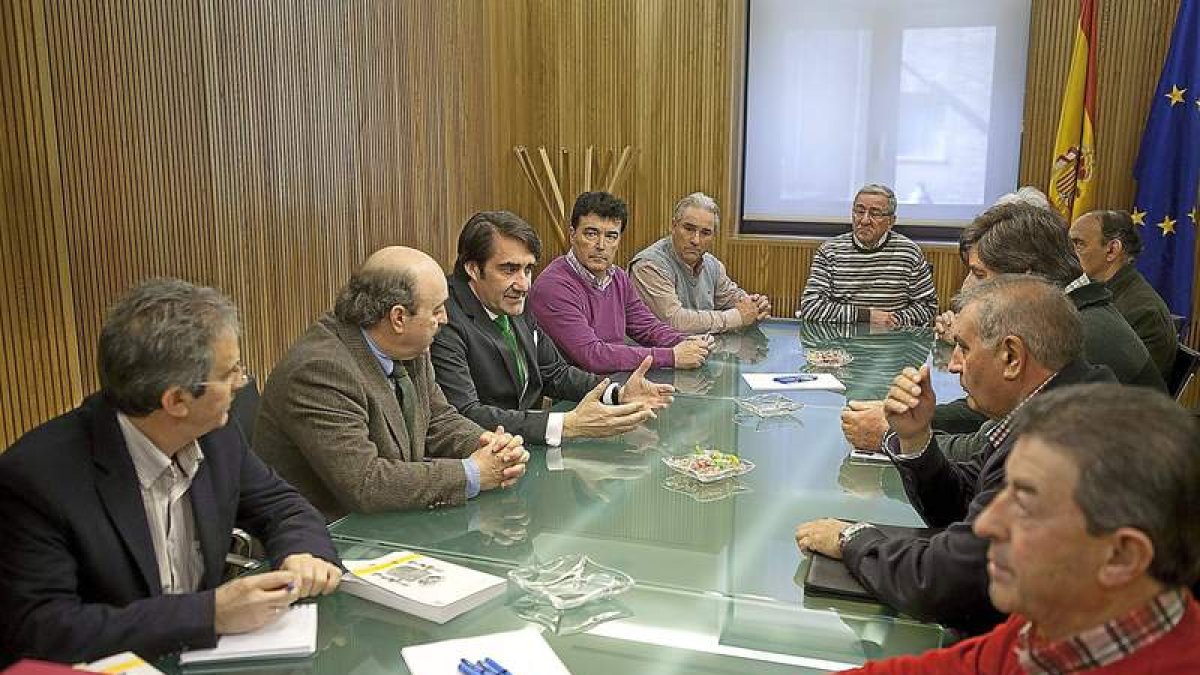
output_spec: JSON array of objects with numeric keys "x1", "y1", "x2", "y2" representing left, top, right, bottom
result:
[
  {"x1": 0, "y1": 0, "x2": 83, "y2": 448},
  {"x1": 3, "y1": 0, "x2": 1195, "y2": 447},
  {"x1": 486, "y1": 0, "x2": 967, "y2": 318},
  {"x1": 0, "y1": 0, "x2": 492, "y2": 448}
]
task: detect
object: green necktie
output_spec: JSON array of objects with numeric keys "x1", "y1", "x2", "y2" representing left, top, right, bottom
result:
[
  {"x1": 494, "y1": 315, "x2": 527, "y2": 386},
  {"x1": 388, "y1": 361, "x2": 418, "y2": 444}
]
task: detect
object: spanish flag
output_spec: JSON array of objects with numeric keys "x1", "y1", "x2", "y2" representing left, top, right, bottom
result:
[{"x1": 1049, "y1": 0, "x2": 1099, "y2": 221}]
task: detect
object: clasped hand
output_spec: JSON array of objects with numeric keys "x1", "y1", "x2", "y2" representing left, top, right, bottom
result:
[{"x1": 474, "y1": 425, "x2": 528, "y2": 490}]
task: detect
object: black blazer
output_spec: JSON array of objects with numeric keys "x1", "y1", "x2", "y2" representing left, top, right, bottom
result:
[
  {"x1": 841, "y1": 359, "x2": 1116, "y2": 635},
  {"x1": 431, "y1": 272, "x2": 601, "y2": 444},
  {"x1": 0, "y1": 393, "x2": 339, "y2": 664}
]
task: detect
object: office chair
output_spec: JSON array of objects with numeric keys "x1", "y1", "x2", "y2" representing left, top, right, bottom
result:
[{"x1": 1167, "y1": 344, "x2": 1200, "y2": 402}]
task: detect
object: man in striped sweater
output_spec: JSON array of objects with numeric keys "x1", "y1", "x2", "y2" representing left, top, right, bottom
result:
[{"x1": 798, "y1": 184, "x2": 938, "y2": 327}]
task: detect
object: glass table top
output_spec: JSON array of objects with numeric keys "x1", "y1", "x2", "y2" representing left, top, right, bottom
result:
[{"x1": 313, "y1": 320, "x2": 966, "y2": 673}]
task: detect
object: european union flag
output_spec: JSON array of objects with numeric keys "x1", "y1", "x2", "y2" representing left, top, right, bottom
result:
[{"x1": 1133, "y1": 0, "x2": 1200, "y2": 318}]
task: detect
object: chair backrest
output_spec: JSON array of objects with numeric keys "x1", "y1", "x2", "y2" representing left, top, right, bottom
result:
[
  {"x1": 1167, "y1": 344, "x2": 1200, "y2": 401},
  {"x1": 228, "y1": 375, "x2": 261, "y2": 444}
]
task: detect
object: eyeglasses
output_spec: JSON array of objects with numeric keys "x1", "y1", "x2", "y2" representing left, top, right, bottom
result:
[
  {"x1": 194, "y1": 361, "x2": 250, "y2": 389},
  {"x1": 852, "y1": 206, "x2": 894, "y2": 220}
]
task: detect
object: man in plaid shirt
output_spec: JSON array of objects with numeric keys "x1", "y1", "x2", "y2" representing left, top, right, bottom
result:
[{"x1": 845, "y1": 383, "x2": 1200, "y2": 673}]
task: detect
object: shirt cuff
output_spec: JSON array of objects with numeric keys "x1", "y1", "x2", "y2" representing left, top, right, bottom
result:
[
  {"x1": 545, "y1": 412, "x2": 565, "y2": 447},
  {"x1": 882, "y1": 430, "x2": 932, "y2": 460},
  {"x1": 463, "y1": 457, "x2": 481, "y2": 498}
]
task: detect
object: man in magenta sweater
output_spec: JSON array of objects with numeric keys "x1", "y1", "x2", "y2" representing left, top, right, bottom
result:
[
  {"x1": 529, "y1": 191, "x2": 712, "y2": 374},
  {"x1": 844, "y1": 384, "x2": 1200, "y2": 674}
]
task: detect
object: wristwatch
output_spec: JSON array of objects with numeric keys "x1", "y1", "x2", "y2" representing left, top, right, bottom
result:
[{"x1": 838, "y1": 522, "x2": 877, "y2": 550}]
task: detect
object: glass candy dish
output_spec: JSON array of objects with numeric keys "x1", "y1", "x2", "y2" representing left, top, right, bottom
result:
[
  {"x1": 736, "y1": 393, "x2": 805, "y2": 418},
  {"x1": 508, "y1": 555, "x2": 634, "y2": 610},
  {"x1": 662, "y1": 446, "x2": 755, "y2": 483}
]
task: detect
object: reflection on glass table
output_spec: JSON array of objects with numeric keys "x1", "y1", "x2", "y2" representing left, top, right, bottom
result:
[
  {"x1": 304, "y1": 542, "x2": 941, "y2": 674},
  {"x1": 331, "y1": 397, "x2": 936, "y2": 606}
]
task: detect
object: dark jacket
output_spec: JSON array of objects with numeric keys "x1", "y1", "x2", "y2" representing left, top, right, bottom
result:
[
  {"x1": 432, "y1": 272, "x2": 601, "y2": 444},
  {"x1": 1105, "y1": 264, "x2": 1178, "y2": 379},
  {"x1": 843, "y1": 359, "x2": 1117, "y2": 635},
  {"x1": 932, "y1": 281, "x2": 1165, "y2": 434},
  {"x1": 1070, "y1": 281, "x2": 1166, "y2": 391},
  {"x1": 0, "y1": 394, "x2": 338, "y2": 664}
]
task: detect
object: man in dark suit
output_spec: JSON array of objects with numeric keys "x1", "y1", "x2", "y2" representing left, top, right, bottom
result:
[
  {"x1": 432, "y1": 211, "x2": 675, "y2": 446},
  {"x1": 795, "y1": 275, "x2": 1117, "y2": 635},
  {"x1": 0, "y1": 279, "x2": 342, "y2": 665},
  {"x1": 254, "y1": 247, "x2": 530, "y2": 520}
]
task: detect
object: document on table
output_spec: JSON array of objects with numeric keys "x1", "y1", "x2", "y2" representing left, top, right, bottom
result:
[
  {"x1": 178, "y1": 603, "x2": 317, "y2": 665},
  {"x1": 742, "y1": 372, "x2": 845, "y2": 392},
  {"x1": 400, "y1": 626, "x2": 571, "y2": 675},
  {"x1": 80, "y1": 652, "x2": 165, "y2": 674}
]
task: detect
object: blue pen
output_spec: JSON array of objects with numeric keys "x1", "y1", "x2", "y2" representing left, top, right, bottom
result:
[
  {"x1": 481, "y1": 658, "x2": 512, "y2": 675},
  {"x1": 773, "y1": 374, "x2": 817, "y2": 384},
  {"x1": 458, "y1": 658, "x2": 485, "y2": 675}
]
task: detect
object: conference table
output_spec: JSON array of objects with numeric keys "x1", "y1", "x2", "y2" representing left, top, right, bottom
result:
[{"x1": 190, "y1": 319, "x2": 967, "y2": 674}]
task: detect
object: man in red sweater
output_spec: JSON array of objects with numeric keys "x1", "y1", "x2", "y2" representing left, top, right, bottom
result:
[{"x1": 845, "y1": 383, "x2": 1200, "y2": 673}]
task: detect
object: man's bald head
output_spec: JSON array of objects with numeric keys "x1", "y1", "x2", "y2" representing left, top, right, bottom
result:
[
  {"x1": 360, "y1": 246, "x2": 441, "y2": 278},
  {"x1": 335, "y1": 246, "x2": 438, "y2": 329}
]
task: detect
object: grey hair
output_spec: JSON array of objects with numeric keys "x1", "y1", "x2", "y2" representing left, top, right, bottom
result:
[
  {"x1": 855, "y1": 183, "x2": 897, "y2": 215},
  {"x1": 671, "y1": 192, "x2": 721, "y2": 230},
  {"x1": 1013, "y1": 383, "x2": 1200, "y2": 588},
  {"x1": 334, "y1": 266, "x2": 419, "y2": 328},
  {"x1": 951, "y1": 274, "x2": 1082, "y2": 371},
  {"x1": 99, "y1": 278, "x2": 240, "y2": 416},
  {"x1": 993, "y1": 186, "x2": 1051, "y2": 210}
]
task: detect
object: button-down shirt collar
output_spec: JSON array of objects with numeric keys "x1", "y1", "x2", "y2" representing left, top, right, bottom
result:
[
  {"x1": 1063, "y1": 273, "x2": 1092, "y2": 295},
  {"x1": 566, "y1": 250, "x2": 614, "y2": 291},
  {"x1": 120, "y1": 413, "x2": 204, "y2": 488},
  {"x1": 984, "y1": 373, "x2": 1057, "y2": 450},
  {"x1": 1016, "y1": 587, "x2": 1188, "y2": 674},
  {"x1": 361, "y1": 329, "x2": 396, "y2": 376}
]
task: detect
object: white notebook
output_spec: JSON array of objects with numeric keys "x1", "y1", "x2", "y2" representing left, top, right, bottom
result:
[
  {"x1": 341, "y1": 551, "x2": 506, "y2": 624},
  {"x1": 742, "y1": 372, "x2": 846, "y2": 392},
  {"x1": 401, "y1": 627, "x2": 571, "y2": 675},
  {"x1": 178, "y1": 603, "x2": 316, "y2": 665}
]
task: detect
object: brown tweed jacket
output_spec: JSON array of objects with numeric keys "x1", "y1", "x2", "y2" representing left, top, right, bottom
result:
[{"x1": 254, "y1": 313, "x2": 484, "y2": 520}]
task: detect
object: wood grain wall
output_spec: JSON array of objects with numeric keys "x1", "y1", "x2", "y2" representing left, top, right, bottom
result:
[
  {"x1": 1, "y1": 0, "x2": 1193, "y2": 447},
  {"x1": 486, "y1": 0, "x2": 1195, "y2": 389},
  {"x1": 1, "y1": 0, "x2": 492, "y2": 447}
]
